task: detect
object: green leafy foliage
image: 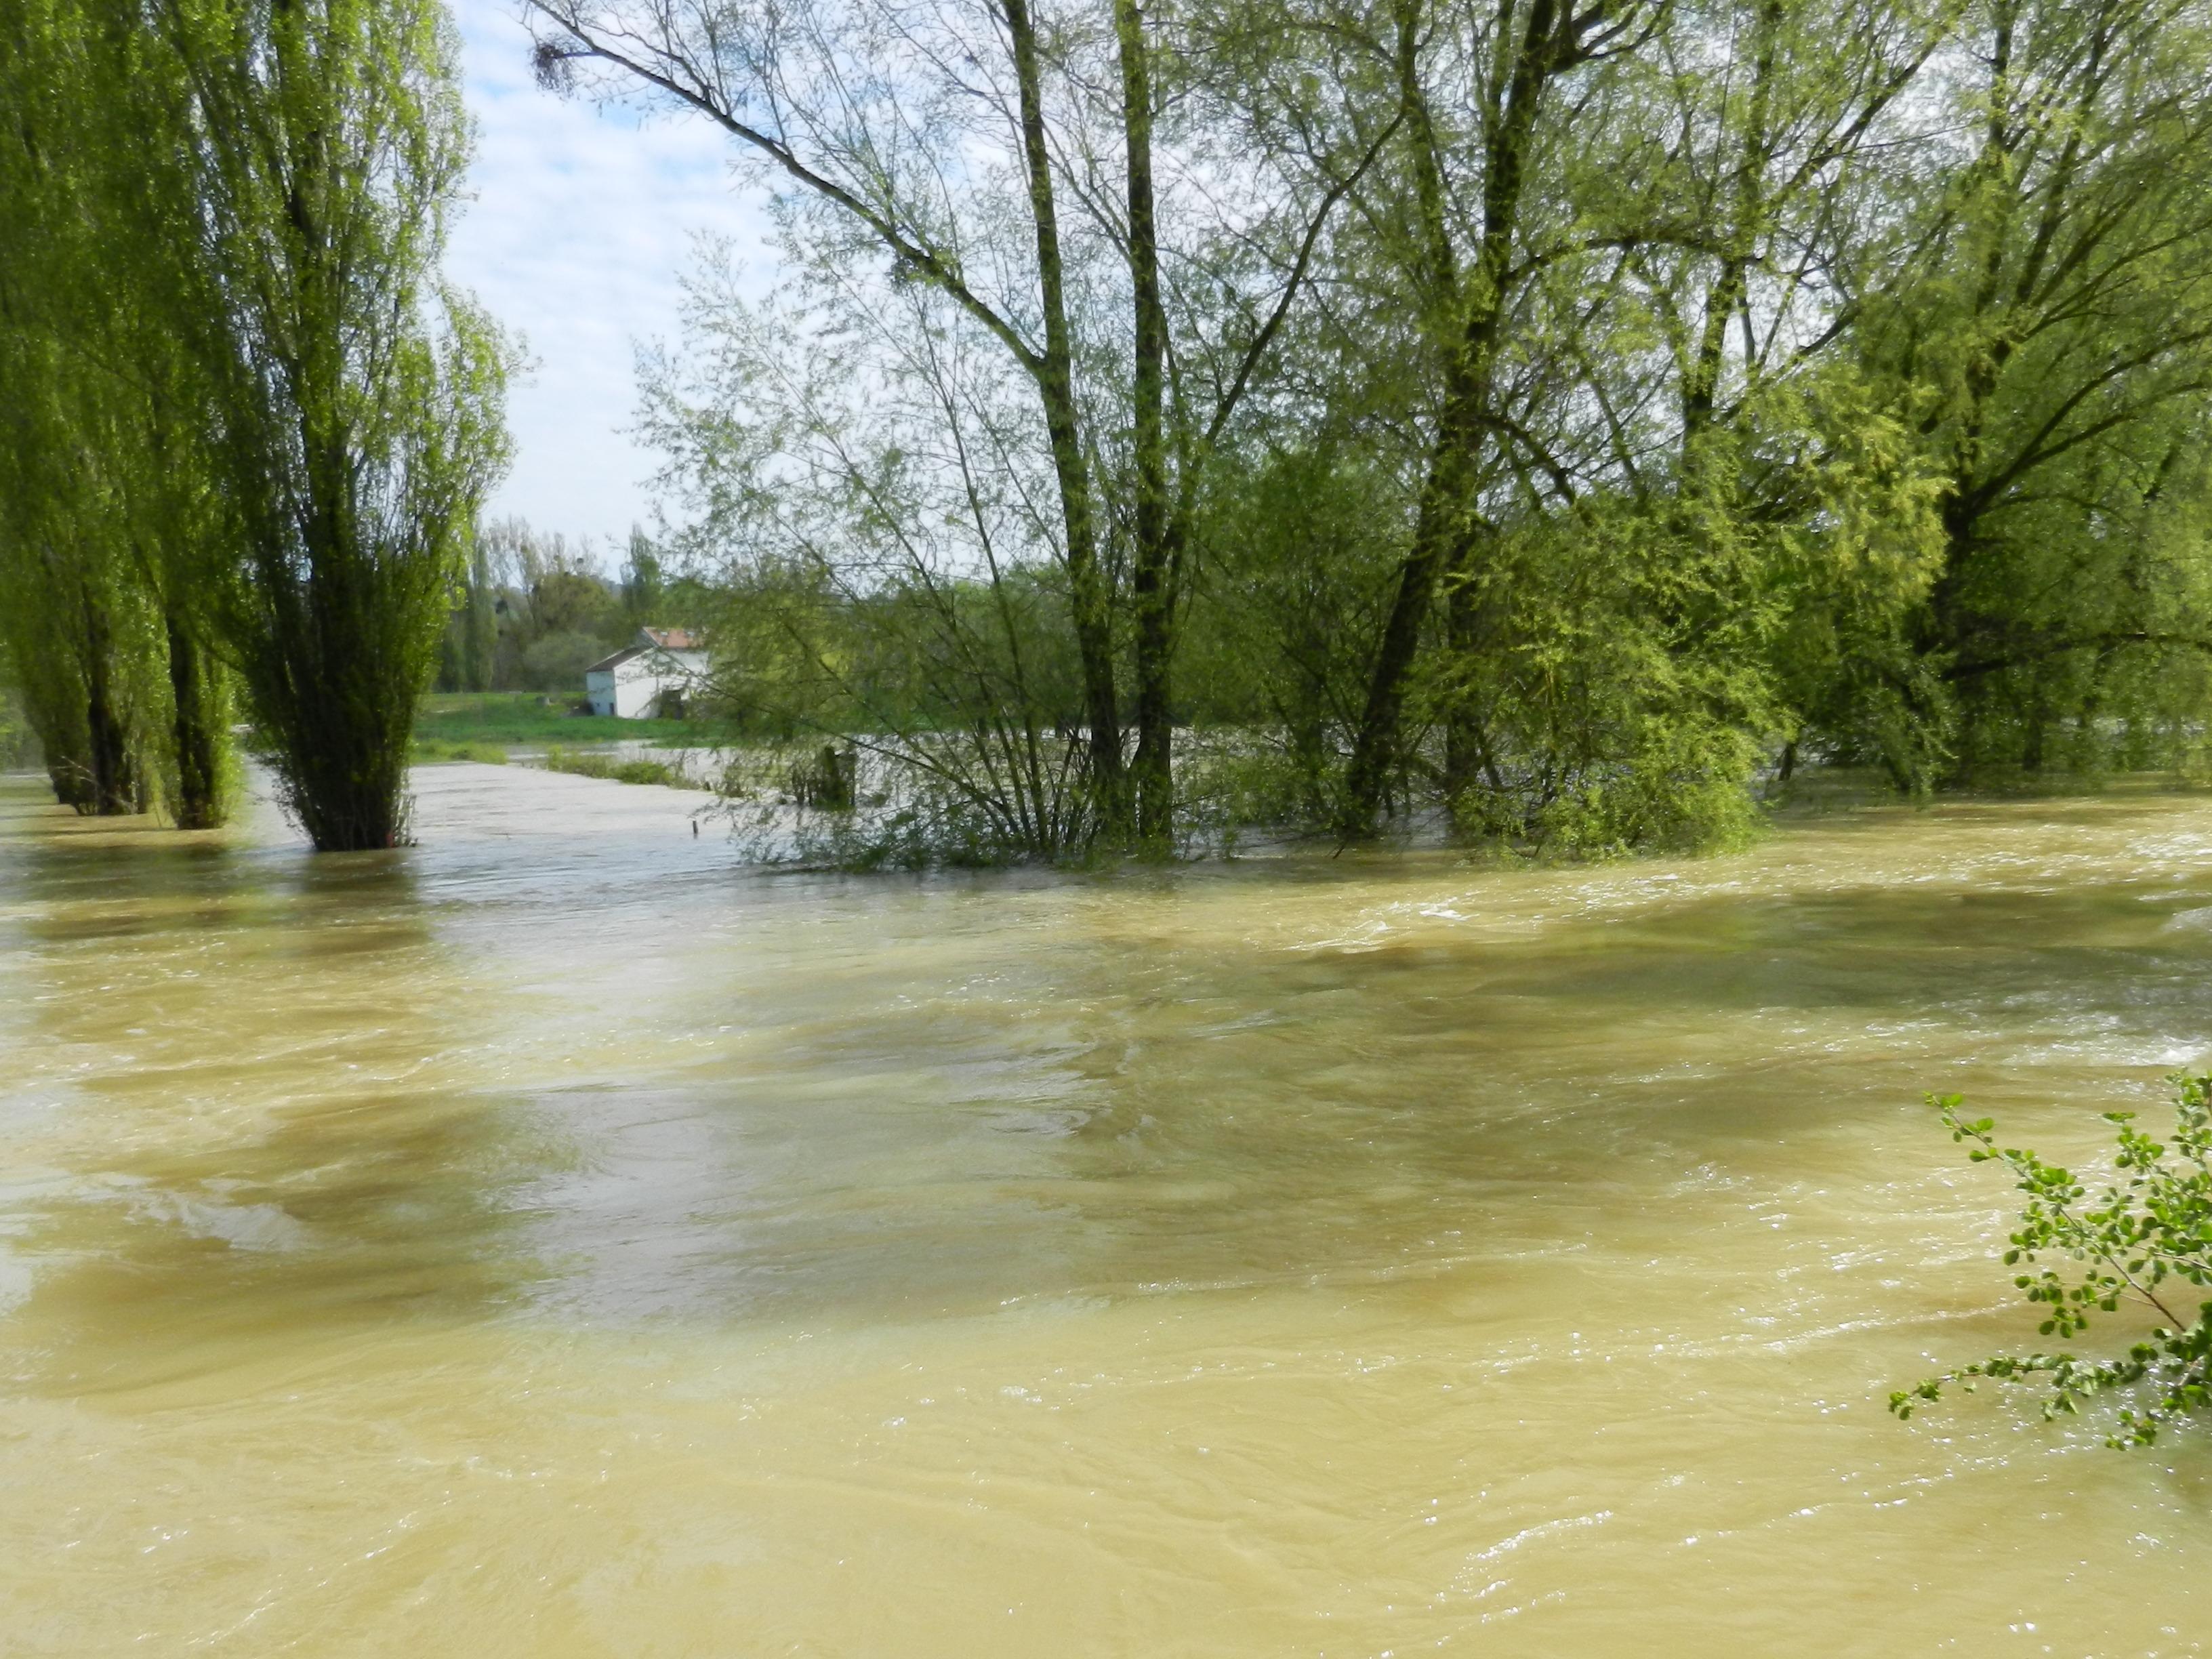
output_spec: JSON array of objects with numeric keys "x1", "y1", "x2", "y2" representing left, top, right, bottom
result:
[
  {"x1": 0, "y1": 0, "x2": 237, "y2": 826},
  {"x1": 1893, "y1": 1077, "x2": 2212, "y2": 1447},
  {"x1": 0, "y1": 680, "x2": 39, "y2": 771},
  {"x1": 409, "y1": 739, "x2": 507, "y2": 764},
  {"x1": 1839, "y1": 0, "x2": 2212, "y2": 785},
  {"x1": 542, "y1": 747, "x2": 689, "y2": 788},
  {"x1": 598, "y1": 0, "x2": 2212, "y2": 867},
  {"x1": 11, "y1": 0, "x2": 2212, "y2": 860},
  {"x1": 413, "y1": 691, "x2": 688, "y2": 747}
]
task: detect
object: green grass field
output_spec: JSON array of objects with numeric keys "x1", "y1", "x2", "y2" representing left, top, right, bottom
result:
[{"x1": 413, "y1": 692, "x2": 693, "y2": 752}]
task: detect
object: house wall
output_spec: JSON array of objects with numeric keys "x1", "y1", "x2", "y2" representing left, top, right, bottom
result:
[
  {"x1": 583, "y1": 649, "x2": 710, "y2": 720},
  {"x1": 612, "y1": 669, "x2": 661, "y2": 720}
]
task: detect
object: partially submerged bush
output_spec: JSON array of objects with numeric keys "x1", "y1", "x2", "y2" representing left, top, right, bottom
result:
[
  {"x1": 411, "y1": 739, "x2": 506, "y2": 764},
  {"x1": 714, "y1": 733, "x2": 1092, "y2": 869},
  {"x1": 787, "y1": 743, "x2": 857, "y2": 810},
  {"x1": 1893, "y1": 1076, "x2": 2212, "y2": 1447},
  {"x1": 1170, "y1": 731, "x2": 1341, "y2": 857},
  {"x1": 543, "y1": 745, "x2": 688, "y2": 788}
]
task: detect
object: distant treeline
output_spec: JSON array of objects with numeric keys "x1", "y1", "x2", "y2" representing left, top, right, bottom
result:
[
  {"x1": 527, "y1": 0, "x2": 2212, "y2": 859},
  {"x1": 432, "y1": 519, "x2": 712, "y2": 699}
]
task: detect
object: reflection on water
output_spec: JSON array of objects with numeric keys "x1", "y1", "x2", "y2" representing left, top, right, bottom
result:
[{"x1": 6, "y1": 765, "x2": 2212, "y2": 1654}]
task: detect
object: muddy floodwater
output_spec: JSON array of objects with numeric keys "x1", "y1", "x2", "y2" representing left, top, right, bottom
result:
[{"x1": 9, "y1": 766, "x2": 2212, "y2": 1656}]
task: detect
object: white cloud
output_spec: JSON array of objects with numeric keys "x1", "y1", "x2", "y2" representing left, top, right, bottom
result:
[{"x1": 446, "y1": 2, "x2": 774, "y2": 549}]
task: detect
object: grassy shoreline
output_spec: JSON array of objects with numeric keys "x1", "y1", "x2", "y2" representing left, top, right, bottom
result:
[{"x1": 411, "y1": 691, "x2": 693, "y2": 758}]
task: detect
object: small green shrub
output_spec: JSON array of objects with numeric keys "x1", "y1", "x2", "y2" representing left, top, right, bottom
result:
[
  {"x1": 518, "y1": 630, "x2": 612, "y2": 693},
  {"x1": 543, "y1": 745, "x2": 687, "y2": 788},
  {"x1": 412, "y1": 691, "x2": 691, "y2": 747},
  {"x1": 411, "y1": 739, "x2": 507, "y2": 764},
  {"x1": 1893, "y1": 1076, "x2": 2212, "y2": 1447}
]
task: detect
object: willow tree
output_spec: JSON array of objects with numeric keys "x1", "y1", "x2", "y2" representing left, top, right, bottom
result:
[
  {"x1": 0, "y1": 0, "x2": 225, "y2": 823},
  {"x1": 1311, "y1": 0, "x2": 1955, "y2": 842},
  {"x1": 0, "y1": 371, "x2": 168, "y2": 817},
  {"x1": 527, "y1": 0, "x2": 1388, "y2": 850},
  {"x1": 1840, "y1": 0, "x2": 2212, "y2": 781},
  {"x1": 1471, "y1": 0, "x2": 1950, "y2": 842},
  {"x1": 146, "y1": 0, "x2": 510, "y2": 850},
  {"x1": 0, "y1": 316, "x2": 157, "y2": 816}
]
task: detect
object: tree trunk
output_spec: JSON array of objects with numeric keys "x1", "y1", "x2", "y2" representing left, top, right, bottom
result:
[
  {"x1": 81, "y1": 609, "x2": 136, "y2": 816},
  {"x1": 1341, "y1": 0, "x2": 1566, "y2": 836},
  {"x1": 1441, "y1": 552, "x2": 1490, "y2": 805},
  {"x1": 279, "y1": 491, "x2": 413, "y2": 851},
  {"x1": 1003, "y1": 0, "x2": 1127, "y2": 841},
  {"x1": 44, "y1": 755, "x2": 94, "y2": 813},
  {"x1": 1117, "y1": 0, "x2": 1175, "y2": 846},
  {"x1": 165, "y1": 608, "x2": 224, "y2": 828},
  {"x1": 1343, "y1": 422, "x2": 1471, "y2": 831}
]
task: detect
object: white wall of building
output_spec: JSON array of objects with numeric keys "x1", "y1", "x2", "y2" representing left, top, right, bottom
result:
[{"x1": 586, "y1": 649, "x2": 710, "y2": 719}]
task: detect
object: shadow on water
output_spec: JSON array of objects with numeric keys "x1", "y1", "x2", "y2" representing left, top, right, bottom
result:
[
  {"x1": 1035, "y1": 870, "x2": 2212, "y2": 1166},
  {"x1": 0, "y1": 797, "x2": 584, "y2": 1396},
  {"x1": 487, "y1": 857, "x2": 2212, "y2": 1332}
]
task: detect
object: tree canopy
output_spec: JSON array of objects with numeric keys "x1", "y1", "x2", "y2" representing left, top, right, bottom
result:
[
  {"x1": 7, "y1": 0, "x2": 2210, "y2": 862},
  {"x1": 532, "y1": 0, "x2": 2212, "y2": 859},
  {"x1": 0, "y1": 0, "x2": 509, "y2": 848}
]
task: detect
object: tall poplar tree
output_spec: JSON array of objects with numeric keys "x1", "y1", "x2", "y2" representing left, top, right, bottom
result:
[{"x1": 146, "y1": 0, "x2": 512, "y2": 850}]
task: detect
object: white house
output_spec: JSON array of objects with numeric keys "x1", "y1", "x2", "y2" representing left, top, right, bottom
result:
[{"x1": 584, "y1": 628, "x2": 710, "y2": 719}]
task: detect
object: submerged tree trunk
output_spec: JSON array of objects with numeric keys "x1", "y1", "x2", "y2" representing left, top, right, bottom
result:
[
  {"x1": 29, "y1": 671, "x2": 95, "y2": 811},
  {"x1": 42, "y1": 756, "x2": 92, "y2": 811},
  {"x1": 164, "y1": 608, "x2": 224, "y2": 828},
  {"x1": 1003, "y1": 0, "x2": 1128, "y2": 840},
  {"x1": 249, "y1": 460, "x2": 418, "y2": 850},
  {"x1": 1345, "y1": 430, "x2": 1459, "y2": 830},
  {"x1": 7, "y1": 593, "x2": 96, "y2": 812},
  {"x1": 79, "y1": 607, "x2": 136, "y2": 816},
  {"x1": 1117, "y1": 0, "x2": 1176, "y2": 847},
  {"x1": 1341, "y1": 0, "x2": 1573, "y2": 837},
  {"x1": 1441, "y1": 552, "x2": 1494, "y2": 806}
]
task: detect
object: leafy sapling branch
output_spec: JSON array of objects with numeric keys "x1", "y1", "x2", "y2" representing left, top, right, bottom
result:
[{"x1": 1892, "y1": 1076, "x2": 2212, "y2": 1447}]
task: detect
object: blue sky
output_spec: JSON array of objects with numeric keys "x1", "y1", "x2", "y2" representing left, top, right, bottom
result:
[{"x1": 445, "y1": 2, "x2": 773, "y2": 551}]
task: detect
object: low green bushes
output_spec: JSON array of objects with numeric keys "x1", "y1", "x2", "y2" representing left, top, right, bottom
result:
[
  {"x1": 411, "y1": 739, "x2": 507, "y2": 764},
  {"x1": 543, "y1": 745, "x2": 688, "y2": 788},
  {"x1": 413, "y1": 691, "x2": 690, "y2": 747}
]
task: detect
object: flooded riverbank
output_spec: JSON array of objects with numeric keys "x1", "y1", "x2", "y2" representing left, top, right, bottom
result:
[{"x1": 5, "y1": 765, "x2": 2212, "y2": 1654}]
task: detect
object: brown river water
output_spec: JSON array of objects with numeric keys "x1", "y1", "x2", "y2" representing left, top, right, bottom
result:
[{"x1": 6, "y1": 764, "x2": 2212, "y2": 1656}]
